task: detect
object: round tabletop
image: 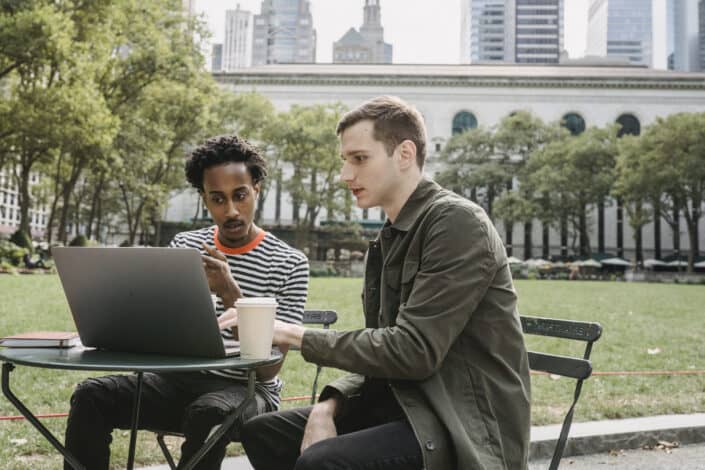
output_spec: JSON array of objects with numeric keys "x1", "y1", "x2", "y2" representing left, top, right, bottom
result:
[{"x1": 0, "y1": 347, "x2": 281, "y2": 373}]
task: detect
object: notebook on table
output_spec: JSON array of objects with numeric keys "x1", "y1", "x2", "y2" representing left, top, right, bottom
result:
[
  {"x1": 0, "y1": 331, "x2": 81, "y2": 348},
  {"x1": 52, "y1": 247, "x2": 239, "y2": 358}
]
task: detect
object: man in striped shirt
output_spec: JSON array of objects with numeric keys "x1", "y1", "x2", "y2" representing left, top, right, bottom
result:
[{"x1": 64, "y1": 135, "x2": 309, "y2": 470}]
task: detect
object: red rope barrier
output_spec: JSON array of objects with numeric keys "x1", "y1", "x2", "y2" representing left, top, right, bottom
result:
[
  {"x1": 531, "y1": 370, "x2": 705, "y2": 377},
  {"x1": 2, "y1": 371, "x2": 705, "y2": 422}
]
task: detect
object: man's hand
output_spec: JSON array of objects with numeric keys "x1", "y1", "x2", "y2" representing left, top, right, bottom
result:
[
  {"x1": 221, "y1": 310, "x2": 305, "y2": 349},
  {"x1": 217, "y1": 307, "x2": 238, "y2": 330},
  {"x1": 301, "y1": 398, "x2": 339, "y2": 454},
  {"x1": 202, "y1": 243, "x2": 241, "y2": 307}
]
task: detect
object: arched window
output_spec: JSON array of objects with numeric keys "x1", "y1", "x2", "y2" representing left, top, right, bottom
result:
[
  {"x1": 616, "y1": 113, "x2": 641, "y2": 137},
  {"x1": 452, "y1": 111, "x2": 478, "y2": 135},
  {"x1": 561, "y1": 113, "x2": 586, "y2": 136}
]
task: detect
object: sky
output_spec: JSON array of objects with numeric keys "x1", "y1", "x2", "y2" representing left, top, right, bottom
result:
[{"x1": 194, "y1": 0, "x2": 592, "y2": 64}]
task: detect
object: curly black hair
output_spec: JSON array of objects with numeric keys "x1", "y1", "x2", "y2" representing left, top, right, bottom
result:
[{"x1": 185, "y1": 135, "x2": 267, "y2": 192}]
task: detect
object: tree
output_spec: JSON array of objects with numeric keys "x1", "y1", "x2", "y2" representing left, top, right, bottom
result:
[
  {"x1": 615, "y1": 113, "x2": 705, "y2": 272},
  {"x1": 0, "y1": 1, "x2": 76, "y2": 235},
  {"x1": 270, "y1": 103, "x2": 347, "y2": 231},
  {"x1": 523, "y1": 127, "x2": 617, "y2": 258},
  {"x1": 436, "y1": 127, "x2": 508, "y2": 218},
  {"x1": 493, "y1": 111, "x2": 564, "y2": 258}
]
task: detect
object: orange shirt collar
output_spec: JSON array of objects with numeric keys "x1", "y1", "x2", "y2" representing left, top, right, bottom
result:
[{"x1": 213, "y1": 227, "x2": 266, "y2": 255}]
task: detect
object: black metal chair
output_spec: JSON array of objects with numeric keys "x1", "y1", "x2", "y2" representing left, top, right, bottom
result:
[
  {"x1": 520, "y1": 315, "x2": 603, "y2": 470},
  {"x1": 153, "y1": 309, "x2": 338, "y2": 469}
]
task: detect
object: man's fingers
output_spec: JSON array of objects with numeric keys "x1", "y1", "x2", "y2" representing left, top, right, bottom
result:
[{"x1": 202, "y1": 243, "x2": 227, "y2": 262}]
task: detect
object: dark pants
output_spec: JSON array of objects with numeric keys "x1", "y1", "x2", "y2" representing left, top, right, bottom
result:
[
  {"x1": 64, "y1": 372, "x2": 266, "y2": 470},
  {"x1": 241, "y1": 397, "x2": 422, "y2": 470}
]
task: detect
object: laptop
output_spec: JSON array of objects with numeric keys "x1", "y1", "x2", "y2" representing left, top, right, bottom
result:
[{"x1": 52, "y1": 247, "x2": 239, "y2": 358}]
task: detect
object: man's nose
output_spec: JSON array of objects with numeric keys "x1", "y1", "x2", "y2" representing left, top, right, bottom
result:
[
  {"x1": 340, "y1": 161, "x2": 353, "y2": 182},
  {"x1": 225, "y1": 199, "x2": 239, "y2": 217}
]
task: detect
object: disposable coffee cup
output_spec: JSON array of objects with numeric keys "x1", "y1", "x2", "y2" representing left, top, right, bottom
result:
[{"x1": 235, "y1": 297, "x2": 278, "y2": 359}]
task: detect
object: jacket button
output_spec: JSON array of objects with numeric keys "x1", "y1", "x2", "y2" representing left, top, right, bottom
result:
[{"x1": 425, "y1": 440, "x2": 435, "y2": 451}]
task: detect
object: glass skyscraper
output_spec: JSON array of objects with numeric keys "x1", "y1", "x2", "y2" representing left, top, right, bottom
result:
[
  {"x1": 252, "y1": 0, "x2": 316, "y2": 65},
  {"x1": 587, "y1": 0, "x2": 652, "y2": 66},
  {"x1": 666, "y1": 0, "x2": 701, "y2": 71},
  {"x1": 515, "y1": 0, "x2": 564, "y2": 64},
  {"x1": 698, "y1": 0, "x2": 705, "y2": 72},
  {"x1": 460, "y1": 0, "x2": 563, "y2": 64}
]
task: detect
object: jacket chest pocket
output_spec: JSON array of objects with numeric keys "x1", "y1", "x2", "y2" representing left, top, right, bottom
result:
[
  {"x1": 400, "y1": 259, "x2": 419, "y2": 301},
  {"x1": 383, "y1": 260, "x2": 419, "y2": 324}
]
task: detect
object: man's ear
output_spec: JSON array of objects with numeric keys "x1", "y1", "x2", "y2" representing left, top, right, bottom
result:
[{"x1": 397, "y1": 140, "x2": 417, "y2": 170}]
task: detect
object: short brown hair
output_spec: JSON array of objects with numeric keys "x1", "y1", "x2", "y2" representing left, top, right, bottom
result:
[{"x1": 336, "y1": 96, "x2": 427, "y2": 168}]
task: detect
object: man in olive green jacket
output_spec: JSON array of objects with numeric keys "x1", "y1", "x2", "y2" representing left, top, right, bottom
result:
[{"x1": 237, "y1": 96, "x2": 531, "y2": 470}]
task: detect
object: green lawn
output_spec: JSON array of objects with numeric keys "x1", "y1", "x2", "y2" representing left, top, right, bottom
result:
[{"x1": 1, "y1": 275, "x2": 704, "y2": 469}]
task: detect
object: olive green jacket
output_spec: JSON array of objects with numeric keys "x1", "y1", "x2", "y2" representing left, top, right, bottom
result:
[{"x1": 302, "y1": 178, "x2": 531, "y2": 470}]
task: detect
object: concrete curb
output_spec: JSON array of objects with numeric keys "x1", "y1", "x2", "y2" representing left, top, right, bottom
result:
[
  {"x1": 140, "y1": 413, "x2": 705, "y2": 469},
  {"x1": 529, "y1": 413, "x2": 705, "y2": 460}
]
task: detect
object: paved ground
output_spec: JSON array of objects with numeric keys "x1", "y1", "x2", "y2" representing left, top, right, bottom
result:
[
  {"x1": 529, "y1": 442, "x2": 705, "y2": 469},
  {"x1": 143, "y1": 442, "x2": 705, "y2": 469},
  {"x1": 140, "y1": 413, "x2": 705, "y2": 470}
]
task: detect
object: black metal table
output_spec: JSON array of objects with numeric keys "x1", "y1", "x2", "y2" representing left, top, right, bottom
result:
[{"x1": 0, "y1": 347, "x2": 281, "y2": 470}]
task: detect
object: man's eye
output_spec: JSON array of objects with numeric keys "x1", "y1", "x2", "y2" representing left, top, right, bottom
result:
[
  {"x1": 354, "y1": 155, "x2": 366, "y2": 162},
  {"x1": 211, "y1": 196, "x2": 224, "y2": 203},
  {"x1": 235, "y1": 192, "x2": 247, "y2": 200}
]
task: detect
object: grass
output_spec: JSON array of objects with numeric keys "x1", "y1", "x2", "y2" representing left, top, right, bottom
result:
[{"x1": 1, "y1": 275, "x2": 704, "y2": 468}]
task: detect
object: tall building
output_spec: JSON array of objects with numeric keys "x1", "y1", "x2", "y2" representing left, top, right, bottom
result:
[
  {"x1": 460, "y1": 0, "x2": 563, "y2": 64},
  {"x1": 587, "y1": 0, "x2": 652, "y2": 67},
  {"x1": 667, "y1": 0, "x2": 701, "y2": 71},
  {"x1": 0, "y1": 168, "x2": 48, "y2": 238},
  {"x1": 461, "y1": 0, "x2": 512, "y2": 63},
  {"x1": 700, "y1": 0, "x2": 705, "y2": 71},
  {"x1": 252, "y1": 0, "x2": 316, "y2": 65},
  {"x1": 223, "y1": 6, "x2": 252, "y2": 71},
  {"x1": 333, "y1": 0, "x2": 393, "y2": 63},
  {"x1": 212, "y1": 44, "x2": 223, "y2": 72},
  {"x1": 515, "y1": 0, "x2": 564, "y2": 64}
]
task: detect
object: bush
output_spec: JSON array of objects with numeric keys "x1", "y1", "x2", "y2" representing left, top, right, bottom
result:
[
  {"x1": 69, "y1": 235, "x2": 88, "y2": 247},
  {"x1": 0, "y1": 259, "x2": 18, "y2": 274},
  {"x1": 10, "y1": 229, "x2": 33, "y2": 254},
  {"x1": 0, "y1": 239, "x2": 29, "y2": 266}
]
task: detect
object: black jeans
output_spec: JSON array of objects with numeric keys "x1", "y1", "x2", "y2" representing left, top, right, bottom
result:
[
  {"x1": 64, "y1": 372, "x2": 266, "y2": 470},
  {"x1": 241, "y1": 397, "x2": 422, "y2": 470}
]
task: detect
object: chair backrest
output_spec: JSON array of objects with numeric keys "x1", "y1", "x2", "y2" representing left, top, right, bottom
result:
[
  {"x1": 303, "y1": 309, "x2": 338, "y2": 328},
  {"x1": 520, "y1": 315, "x2": 602, "y2": 470},
  {"x1": 302, "y1": 309, "x2": 338, "y2": 404}
]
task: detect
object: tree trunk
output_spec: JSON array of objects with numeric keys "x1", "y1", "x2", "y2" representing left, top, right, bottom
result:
[
  {"x1": 86, "y1": 175, "x2": 105, "y2": 240},
  {"x1": 653, "y1": 198, "x2": 661, "y2": 259},
  {"x1": 95, "y1": 193, "x2": 104, "y2": 243},
  {"x1": 635, "y1": 226, "x2": 643, "y2": 265},
  {"x1": 57, "y1": 186, "x2": 72, "y2": 244},
  {"x1": 275, "y1": 171, "x2": 282, "y2": 224},
  {"x1": 579, "y1": 202, "x2": 590, "y2": 257},
  {"x1": 616, "y1": 198, "x2": 624, "y2": 258},
  {"x1": 597, "y1": 201, "x2": 605, "y2": 254},
  {"x1": 560, "y1": 215, "x2": 568, "y2": 259},
  {"x1": 46, "y1": 151, "x2": 66, "y2": 244},
  {"x1": 505, "y1": 222, "x2": 513, "y2": 256},
  {"x1": 542, "y1": 222, "x2": 549, "y2": 259},
  {"x1": 687, "y1": 220, "x2": 697, "y2": 273},
  {"x1": 523, "y1": 221, "x2": 532, "y2": 260},
  {"x1": 672, "y1": 207, "x2": 680, "y2": 256},
  {"x1": 18, "y1": 155, "x2": 32, "y2": 236}
]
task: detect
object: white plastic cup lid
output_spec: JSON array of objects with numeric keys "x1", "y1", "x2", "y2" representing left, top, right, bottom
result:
[{"x1": 235, "y1": 297, "x2": 278, "y2": 307}]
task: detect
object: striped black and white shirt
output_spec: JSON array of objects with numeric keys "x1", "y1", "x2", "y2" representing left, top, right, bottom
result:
[{"x1": 169, "y1": 226, "x2": 309, "y2": 410}]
